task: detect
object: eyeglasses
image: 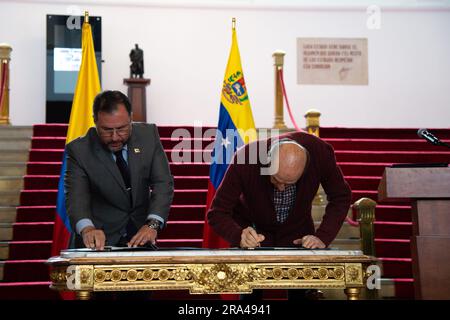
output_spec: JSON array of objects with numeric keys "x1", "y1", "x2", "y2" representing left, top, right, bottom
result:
[{"x1": 97, "y1": 123, "x2": 131, "y2": 138}]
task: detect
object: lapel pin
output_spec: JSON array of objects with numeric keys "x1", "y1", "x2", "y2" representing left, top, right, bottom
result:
[{"x1": 134, "y1": 148, "x2": 141, "y2": 153}]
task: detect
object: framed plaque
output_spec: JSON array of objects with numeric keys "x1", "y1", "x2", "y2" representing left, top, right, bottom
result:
[{"x1": 297, "y1": 38, "x2": 368, "y2": 85}]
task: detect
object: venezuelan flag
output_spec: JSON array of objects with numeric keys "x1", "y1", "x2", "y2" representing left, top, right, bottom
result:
[
  {"x1": 51, "y1": 17, "x2": 101, "y2": 257},
  {"x1": 202, "y1": 20, "x2": 257, "y2": 248}
]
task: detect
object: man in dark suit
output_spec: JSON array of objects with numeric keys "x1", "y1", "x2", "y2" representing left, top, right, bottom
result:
[
  {"x1": 207, "y1": 131, "x2": 351, "y2": 249},
  {"x1": 65, "y1": 90, "x2": 174, "y2": 250}
]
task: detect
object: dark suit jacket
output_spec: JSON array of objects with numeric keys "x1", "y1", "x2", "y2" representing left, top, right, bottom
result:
[
  {"x1": 65, "y1": 123, "x2": 174, "y2": 246},
  {"x1": 207, "y1": 131, "x2": 351, "y2": 247}
]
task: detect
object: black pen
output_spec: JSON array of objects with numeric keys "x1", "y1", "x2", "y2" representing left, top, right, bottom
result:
[{"x1": 251, "y1": 223, "x2": 261, "y2": 248}]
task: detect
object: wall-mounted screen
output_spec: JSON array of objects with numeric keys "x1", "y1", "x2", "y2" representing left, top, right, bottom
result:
[{"x1": 46, "y1": 14, "x2": 101, "y2": 123}]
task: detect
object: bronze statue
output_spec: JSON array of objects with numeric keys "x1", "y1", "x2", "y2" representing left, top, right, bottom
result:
[{"x1": 129, "y1": 44, "x2": 144, "y2": 78}]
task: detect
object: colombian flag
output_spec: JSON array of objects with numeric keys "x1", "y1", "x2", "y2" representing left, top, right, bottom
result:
[
  {"x1": 202, "y1": 21, "x2": 257, "y2": 248},
  {"x1": 51, "y1": 19, "x2": 101, "y2": 258}
]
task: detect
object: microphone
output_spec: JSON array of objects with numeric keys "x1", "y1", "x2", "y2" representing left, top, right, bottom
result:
[{"x1": 417, "y1": 128, "x2": 450, "y2": 148}]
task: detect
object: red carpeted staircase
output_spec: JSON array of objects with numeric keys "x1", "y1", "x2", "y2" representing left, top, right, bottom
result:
[
  {"x1": 320, "y1": 127, "x2": 450, "y2": 299},
  {"x1": 0, "y1": 125, "x2": 449, "y2": 299}
]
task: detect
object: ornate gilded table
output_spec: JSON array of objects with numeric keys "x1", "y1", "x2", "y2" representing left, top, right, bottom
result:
[{"x1": 47, "y1": 248, "x2": 377, "y2": 300}]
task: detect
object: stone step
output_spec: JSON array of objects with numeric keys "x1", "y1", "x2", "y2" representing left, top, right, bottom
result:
[
  {"x1": 0, "y1": 242, "x2": 7, "y2": 259},
  {"x1": 378, "y1": 278, "x2": 399, "y2": 299},
  {"x1": 22, "y1": 175, "x2": 210, "y2": 190},
  {"x1": 7, "y1": 222, "x2": 54, "y2": 241},
  {"x1": 315, "y1": 221, "x2": 360, "y2": 239},
  {"x1": 0, "y1": 138, "x2": 31, "y2": 150},
  {"x1": 1, "y1": 240, "x2": 52, "y2": 260},
  {"x1": 0, "y1": 281, "x2": 60, "y2": 299},
  {"x1": 0, "y1": 260, "x2": 50, "y2": 282},
  {"x1": 0, "y1": 223, "x2": 13, "y2": 241},
  {"x1": 0, "y1": 176, "x2": 23, "y2": 191},
  {"x1": 311, "y1": 204, "x2": 327, "y2": 221},
  {"x1": 0, "y1": 162, "x2": 27, "y2": 176},
  {"x1": 26, "y1": 162, "x2": 61, "y2": 175},
  {"x1": 0, "y1": 150, "x2": 29, "y2": 162},
  {"x1": 316, "y1": 206, "x2": 361, "y2": 239},
  {"x1": 0, "y1": 126, "x2": 33, "y2": 138},
  {"x1": 321, "y1": 278, "x2": 394, "y2": 300},
  {"x1": 0, "y1": 207, "x2": 16, "y2": 223},
  {"x1": 0, "y1": 191, "x2": 20, "y2": 206},
  {"x1": 311, "y1": 203, "x2": 354, "y2": 222}
]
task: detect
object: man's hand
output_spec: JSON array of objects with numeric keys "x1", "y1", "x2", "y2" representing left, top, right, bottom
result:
[
  {"x1": 293, "y1": 235, "x2": 326, "y2": 249},
  {"x1": 128, "y1": 225, "x2": 157, "y2": 248},
  {"x1": 81, "y1": 226, "x2": 106, "y2": 250},
  {"x1": 240, "y1": 227, "x2": 265, "y2": 248}
]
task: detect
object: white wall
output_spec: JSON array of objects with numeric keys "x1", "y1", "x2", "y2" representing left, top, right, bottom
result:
[{"x1": 1, "y1": 0, "x2": 450, "y2": 128}]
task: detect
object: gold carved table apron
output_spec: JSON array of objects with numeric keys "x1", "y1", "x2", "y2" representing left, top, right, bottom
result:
[{"x1": 47, "y1": 248, "x2": 377, "y2": 300}]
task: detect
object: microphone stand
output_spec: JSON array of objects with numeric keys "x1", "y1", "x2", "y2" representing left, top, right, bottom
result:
[{"x1": 438, "y1": 141, "x2": 450, "y2": 149}]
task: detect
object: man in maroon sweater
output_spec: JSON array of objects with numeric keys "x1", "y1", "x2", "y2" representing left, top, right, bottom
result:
[{"x1": 207, "y1": 131, "x2": 352, "y2": 249}]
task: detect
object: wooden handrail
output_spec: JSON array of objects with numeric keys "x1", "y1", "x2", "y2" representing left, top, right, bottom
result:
[{"x1": 353, "y1": 197, "x2": 377, "y2": 256}]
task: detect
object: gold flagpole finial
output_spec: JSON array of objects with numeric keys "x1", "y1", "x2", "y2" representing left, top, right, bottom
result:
[
  {"x1": 84, "y1": 11, "x2": 89, "y2": 23},
  {"x1": 232, "y1": 17, "x2": 236, "y2": 30}
]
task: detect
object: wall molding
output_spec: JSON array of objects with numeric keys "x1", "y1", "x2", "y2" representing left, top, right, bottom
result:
[{"x1": 6, "y1": 0, "x2": 450, "y2": 12}]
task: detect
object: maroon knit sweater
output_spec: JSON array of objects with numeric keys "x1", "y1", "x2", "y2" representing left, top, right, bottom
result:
[{"x1": 207, "y1": 131, "x2": 352, "y2": 247}]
